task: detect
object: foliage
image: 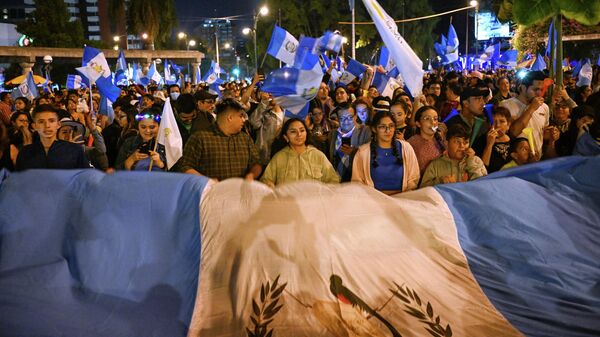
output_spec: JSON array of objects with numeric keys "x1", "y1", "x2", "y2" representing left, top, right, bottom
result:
[
  {"x1": 493, "y1": 0, "x2": 600, "y2": 27},
  {"x1": 252, "y1": 0, "x2": 437, "y2": 71},
  {"x1": 126, "y1": 0, "x2": 178, "y2": 49},
  {"x1": 15, "y1": 0, "x2": 87, "y2": 48}
]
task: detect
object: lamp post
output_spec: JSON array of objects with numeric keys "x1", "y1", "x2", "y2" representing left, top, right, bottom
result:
[
  {"x1": 43, "y1": 55, "x2": 52, "y2": 83},
  {"x1": 466, "y1": 1, "x2": 478, "y2": 56},
  {"x1": 113, "y1": 35, "x2": 129, "y2": 50},
  {"x1": 243, "y1": 5, "x2": 269, "y2": 72}
]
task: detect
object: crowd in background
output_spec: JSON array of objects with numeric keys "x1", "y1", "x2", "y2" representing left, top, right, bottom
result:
[{"x1": 1, "y1": 58, "x2": 599, "y2": 195}]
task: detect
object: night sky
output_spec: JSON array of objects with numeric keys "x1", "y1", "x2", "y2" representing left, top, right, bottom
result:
[
  {"x1": 175, "y1": 0, "x2": 260, "y2": 32},
  {"x1": 175, "y1": 0, "x2": 477, "y2": 50}
]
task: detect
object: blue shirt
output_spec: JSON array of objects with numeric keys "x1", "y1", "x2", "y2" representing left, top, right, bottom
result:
[
  {"x1": 16, "y1": 139, "x2": 90, "y2": 171},
  {"x1": 370, "y1": 144, "x2": 404, "y2": 191}
]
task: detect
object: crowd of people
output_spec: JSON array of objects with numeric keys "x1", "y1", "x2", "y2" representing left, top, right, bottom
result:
[{"x1": 1, "y1": 59, "x2": 599, "y2": 195}]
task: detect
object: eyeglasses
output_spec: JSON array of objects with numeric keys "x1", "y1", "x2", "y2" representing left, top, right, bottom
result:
[
  {"x1": 420, "y1": 116, "x2": 439, "y2": 122},
  {"x1": 377, "y1": 124, "x2": 396, "y2": 132}
]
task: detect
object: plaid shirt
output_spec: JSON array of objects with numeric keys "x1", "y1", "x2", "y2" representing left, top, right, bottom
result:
[{"x1": 180, "y1": 124, "x2": 260, "y2": 180}]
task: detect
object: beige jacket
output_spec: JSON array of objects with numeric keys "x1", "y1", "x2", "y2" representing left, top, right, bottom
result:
[{"x1": 351, "y1": 140, "x2": 420, "y2": 192}]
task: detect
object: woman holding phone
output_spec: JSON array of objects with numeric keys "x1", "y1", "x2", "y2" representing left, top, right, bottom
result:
[{"x1": 115, "y1": 107, "x2": 166, "y2": 171}]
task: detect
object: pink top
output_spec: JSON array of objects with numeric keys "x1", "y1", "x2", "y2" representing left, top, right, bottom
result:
[{"x1": 407, "y1": 134, "x2": 446, "y2": 176}]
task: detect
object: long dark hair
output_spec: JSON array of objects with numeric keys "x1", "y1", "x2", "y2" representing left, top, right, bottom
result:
[
  {"x1": 414, "y1": 105, "x2": 446, "y2": 152},
  {"x1": 370, "y1": 110, "x2": 402, "y2": 168},
  {"x1": 271, "y1": 118, "x2": 312, "y2": 155}
]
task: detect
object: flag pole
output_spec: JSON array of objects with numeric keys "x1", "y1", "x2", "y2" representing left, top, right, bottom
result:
[
  {"x1": 352, "y1": 7, "x2": 356, "y2": 59},
  {"x1": 148, "y1": 128, "x2": 160, "y2": 172}
]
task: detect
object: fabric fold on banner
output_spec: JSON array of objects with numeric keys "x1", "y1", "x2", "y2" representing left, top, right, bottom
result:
[{"x1": 0, "y1": 169, "x2": 208, "y2": 336}]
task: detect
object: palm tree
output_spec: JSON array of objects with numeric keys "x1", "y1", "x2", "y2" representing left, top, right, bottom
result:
[{"x1": 126, "y1": 0, "x2": 177, "y2": 50}]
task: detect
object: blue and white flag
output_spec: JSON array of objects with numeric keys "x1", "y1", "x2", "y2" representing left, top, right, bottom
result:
[
  {"x1": 297, "y1": 36, "x2": 319, "y2": 56},
  {"x1": 434, "y1": 34, "x2": 447, "y2": 58},
  {"x1": 530, "y1": 54, "x2": 546, "y2": 71},
  {"x1": 114, "y1": 50, "x2": 128, "y2": 86},
  {"x1": 498, "y1": 49, "x2": 518, "y2": 68},
  {"x1": 98, "y1": 94, "x2": 115, "y2": 123},
  {"x1": 164, "y1": 59, "x2": 176, "y2": 85},
  {"x1": 267, "y1": 25, "x2": 299, "y2": 65},
  {"x1": 76, "y1": 46, "x2": 121, "y2": 102},
  {"x1": 68, "y1": 73, "x2": 90, "y2": 90},
  {"x1": 3, "y1": 156, "x2": 598, "y2": 336},
  {"x1": 577, "y1": 60, "x2": 593, "y2": 87},
  {"x1": 362, "y1": 0, "x2": 424, "y2": 96},
  {"x1": 170, "y1": 60, "x2": 183, "y2": 75},
  {"x1": 372, "y1": 71, "x2": 401, "y2": 98},
  {"x1": 15, "y1": 72, "x2": 39, "y2": 100},
  {"x1": 387, "y1": 66, "x2": 400, "y2": 79},
  {"x1": 545, "y1": 20, "x2": 557, "y2": 57},
  {"x1": 378, "y1": 46, "x2": 395, "y2": 72},
  {"x1": 202, "y1": 61, "x2": 221, "y2": 84},
  {"x1": 262, "y1": 52, "x2": 323, "y2": 118},
  {"x1": 157, "y1": 99, "x2": 183, "y2": 170},
  {"x1": 445, "y1": 23, "x2": 460, "y2": 64},
  {"x1": 143, "y1": 61, "x2": 163, "y2": 86},
  {"x1": 317, "y1": 31, "x2": 344, "y2": 54},
  {"x1": 194, "y1": 64, "x2": 202, "y2": 85},
  {"x1": 339, "y1": 58, "x2": 367, "y2": 85}
]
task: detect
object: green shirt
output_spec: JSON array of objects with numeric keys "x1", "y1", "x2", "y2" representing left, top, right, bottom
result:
[
  {"x1": 261, "y1": 146, "x2": 340, "y2": 187},
  {"x1": 420, "y1": 155, "x2": 488, "y2": 187},
  {"x1": 500, "y1": 160, "x2": 519, "y2": 170}
]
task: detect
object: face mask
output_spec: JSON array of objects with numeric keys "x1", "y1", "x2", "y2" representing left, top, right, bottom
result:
[{"x1": 170, "y1": 92, "x2": 180, "y2": 101}]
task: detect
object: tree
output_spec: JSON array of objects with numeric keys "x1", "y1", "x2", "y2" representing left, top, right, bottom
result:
[
  {"x1": 493, "y1": 0, "x2": 600, "y2": 85},
  {"x1": 126, "y1": 0, "x2": 178, "y2": 50},
  {"x1": 250, "y1": 0, "x2": 437, "y2": 72},
  {"x1": 16, "y1": 0, "x2": 86, "y2": 48}
]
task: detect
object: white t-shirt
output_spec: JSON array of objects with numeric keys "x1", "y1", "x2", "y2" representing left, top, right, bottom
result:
[{"x1": 499, "y1": 97, "x2": 549, "y2": 155}]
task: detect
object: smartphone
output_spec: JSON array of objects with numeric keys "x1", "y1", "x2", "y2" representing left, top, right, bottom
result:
[
  {"x1": 137, "y1": 142, "x2": 151, "y2": 154},
  {"x1": 341, "y1": 137, "x2": 351, "y2": 146}
]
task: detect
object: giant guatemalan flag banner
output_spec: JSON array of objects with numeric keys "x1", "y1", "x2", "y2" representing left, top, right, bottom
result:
[{"x1": 1, "y1": 156, "x2": 599, "y2": 336}]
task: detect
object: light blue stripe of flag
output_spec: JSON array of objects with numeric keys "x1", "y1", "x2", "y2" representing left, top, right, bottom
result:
[
  {"x1": 530, "y1": 54, "x2": 546, "y2": 71},
  {"x1": 262, "y1": 52, "x2": 323, "y2": 118},
  {"x1": 114, "y1": 50, "x2": 128, "y2": 85},
  {"x1": 267, "y1": 25, "x2": 298, "y2": 65},
  {"x1": 77, "y1": 46, "x2": 120, "y2": 102},
  {"x1": 317, "y1": 31, "x2": 343, "y2": 54},
  {"x1": 66, "y1": 74, "x2": 87, "y2": 90}
]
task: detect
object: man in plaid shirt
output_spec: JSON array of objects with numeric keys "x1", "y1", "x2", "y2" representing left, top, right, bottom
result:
[{"x1": 179, "y1": 98, "x2": 262, "y2": 181}]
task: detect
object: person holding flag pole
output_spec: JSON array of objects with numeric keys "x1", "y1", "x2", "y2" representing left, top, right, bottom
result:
[{"x1": 149, "y1": 98, "x2": 182, "y2": 171}]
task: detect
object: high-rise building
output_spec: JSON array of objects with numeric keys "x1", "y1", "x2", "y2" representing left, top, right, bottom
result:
[{"x1": 1, "y1": 0, "x2": 108, "y2": 43}]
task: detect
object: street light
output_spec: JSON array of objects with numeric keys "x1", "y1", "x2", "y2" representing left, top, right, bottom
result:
[
  {"x1": 244, "y1": 4, "x2": 269, "y2": 72},
  {"x1": 466, "y1": 1, "x2": 479, "y2": 56},
  {"x1": 113, "y1": 35, "x2": 129, "y2": 50},
  {"x1": 141, "y1": 33, "x2": 148, "y2": 40},
  {"x1": 224, "y1": 42, "x2": 231, "y2": 49},
  {"x1": 259, "y1": 5, "x2": 269, "y2": 16},
  {"x1": 178, "y1": 32, "x2": 186, "y2": 40},
  {"x1": 189, "y1": 40, "x2": 197, "y2": 48}
]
